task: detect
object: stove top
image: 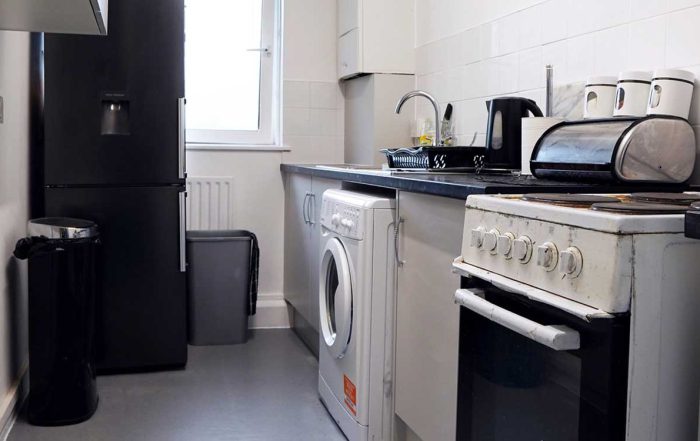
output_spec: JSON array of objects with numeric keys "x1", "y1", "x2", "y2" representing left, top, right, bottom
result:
[
  {"x1": 591, "y1": 202, "x2": 689, "y2": 214},
  {"x1": 521, "y1": 193, "x2": 620, "y2": 207},
  {"x1": 629, "y1": 192, "x2": 700, "y2": 205},
  {"x1": 467, "y1": 192, "x2": 700, "y2": 234}
]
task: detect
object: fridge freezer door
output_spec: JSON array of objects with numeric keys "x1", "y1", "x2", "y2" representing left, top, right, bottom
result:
[
  {"x1": 43, "y1": 0, "x2": 185, "y2": 186},
  {"x1": 45, "y1": 186, "x2": 187, "y2": 371}
]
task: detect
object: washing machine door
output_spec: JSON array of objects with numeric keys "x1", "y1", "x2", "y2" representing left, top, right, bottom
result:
[{"x1": 319, "y1": 237, "x2": 353, "y2": 359}]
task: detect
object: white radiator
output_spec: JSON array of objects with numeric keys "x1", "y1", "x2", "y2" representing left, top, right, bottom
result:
[{"x1": 186, "y1": 177, "x2": 235, "y2": 231}]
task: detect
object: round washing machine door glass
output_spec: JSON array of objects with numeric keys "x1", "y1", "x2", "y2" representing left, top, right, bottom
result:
[{"x1": 319, "y1": 237, "x2": 353, "y2": 359}]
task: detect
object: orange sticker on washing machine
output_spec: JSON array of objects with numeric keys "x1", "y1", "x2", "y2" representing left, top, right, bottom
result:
[{"x1": 343, "y1": 375, "x2": 357, "y2": 416}]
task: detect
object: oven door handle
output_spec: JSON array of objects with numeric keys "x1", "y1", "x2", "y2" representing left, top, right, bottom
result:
[{"x1": 455, "y1": 288, "x2": 581, "y2": 351}]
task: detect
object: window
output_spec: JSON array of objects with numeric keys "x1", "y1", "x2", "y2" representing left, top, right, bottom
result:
[{"x1": 185, "y1": 0, "x2": 281, "y2": 147}]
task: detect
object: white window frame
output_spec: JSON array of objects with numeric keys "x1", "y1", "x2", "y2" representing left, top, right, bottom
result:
[{"x1": 186, "y1": 0, "x2": 282, "y2": 149}]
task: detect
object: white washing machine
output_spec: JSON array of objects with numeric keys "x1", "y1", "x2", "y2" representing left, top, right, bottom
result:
[{"x1": 318, "y1": 189, "x2": 396, "y2": 441}]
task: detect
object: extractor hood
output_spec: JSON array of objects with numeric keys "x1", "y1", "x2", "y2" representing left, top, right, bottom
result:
[{"x1": 0, "y1": 0, "x2": 108, "y2": 35}]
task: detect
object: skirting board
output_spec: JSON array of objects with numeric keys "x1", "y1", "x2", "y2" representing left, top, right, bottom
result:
[
  {"x1": 0, "y1": 365, "x2": 28, "y2": 441},
  {"x1": 248, "y1": 292, "x2": 290, "y2": 329}
]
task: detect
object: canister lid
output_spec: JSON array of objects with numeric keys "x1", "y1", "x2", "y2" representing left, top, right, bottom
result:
[
  {"x1": 652, "y1": 68, "x2": 695, "y2": 84},
  {"x1": 618, "y1": 70, "x2": 652, "y2": 82},
  {"x1": 28, "y1": 217, "x2": 99, "y2": 239},
  {"x1": 586, "y1": 76, "x2": 617, "y2": 87}
]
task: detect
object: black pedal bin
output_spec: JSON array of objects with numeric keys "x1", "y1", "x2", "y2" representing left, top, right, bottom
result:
[{"x1": 17, "y1": 218, "x2": 100, "y2": 426}]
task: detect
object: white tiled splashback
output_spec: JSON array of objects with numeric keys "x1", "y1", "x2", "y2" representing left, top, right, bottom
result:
[
  {"x1": 415, "y1": 0, "x2": 700, "y2": 155},
  {"x1": 282, "y1": 80, "x2": 344, "y2": 164}
]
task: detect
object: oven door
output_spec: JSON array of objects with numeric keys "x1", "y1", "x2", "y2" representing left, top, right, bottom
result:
[{"x1": 456, "y1": 277, "x2": 630, "y2": 441}]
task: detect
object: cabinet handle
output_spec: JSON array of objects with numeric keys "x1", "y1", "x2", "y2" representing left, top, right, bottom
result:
[
  {"x1": 394, "y1": 218, "x2": 405, "y2": 267},
  {"x1": 303, "y1": 193, "x2": 310, "y2": 224},
  {"x1": 308, "y1": 193, "x2": 316, "y2": 226}
]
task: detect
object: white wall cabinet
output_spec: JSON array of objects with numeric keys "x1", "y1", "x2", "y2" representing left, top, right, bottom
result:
[
  {"x1": 394, "y1": 191, "x2": 464, "y2": 441},
  {"x1": 336, "y1": 0, "x2": 414, "y2": 80},
  {"x1": 0, "y1": 0, "x2": 108, "y2": 35},
  {"x1": 283, "y1": 173, "x2": 341, "y2": 356}
]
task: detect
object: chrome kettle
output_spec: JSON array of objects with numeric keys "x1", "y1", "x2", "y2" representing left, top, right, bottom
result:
[{"x1": 485, "y1": 97, "x2": 543, "y2": 169}]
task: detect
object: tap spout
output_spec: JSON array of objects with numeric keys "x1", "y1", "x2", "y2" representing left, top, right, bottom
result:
[{"x1": 395, "y1": 90, "x2": 442, "y2": 147}]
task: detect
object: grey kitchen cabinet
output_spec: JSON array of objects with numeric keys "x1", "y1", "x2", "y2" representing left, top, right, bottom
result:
[
  {"x1": 283, "y1": 173, "x2": 341, "y2": 356},
  {"x1": 394, "y1": 191, "x2": 465, "y2": 441}
]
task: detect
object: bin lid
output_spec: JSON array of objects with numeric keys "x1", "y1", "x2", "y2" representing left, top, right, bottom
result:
[
  {"x1": 186, "y1": 230, "x2": 254, "y2": 242},
  {"x1": 28, "y1": 218, "x2": 99, "y2": 239}
]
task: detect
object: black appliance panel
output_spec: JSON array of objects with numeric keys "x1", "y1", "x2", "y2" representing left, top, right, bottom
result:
[
  {"x1": 457, "y1": 278, "x2": 630, "y2": 441},
  {"x1": 43, "y1": 0, "x2": 185, "y2": 186},
  {"x1": 45, "y1": 186, "x2": 187, "y2": 371}
]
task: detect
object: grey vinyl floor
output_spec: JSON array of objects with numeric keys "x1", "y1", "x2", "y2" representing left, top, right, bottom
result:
[{"x1": 8, "y1": 329, "x2": 346, "y2": 441}]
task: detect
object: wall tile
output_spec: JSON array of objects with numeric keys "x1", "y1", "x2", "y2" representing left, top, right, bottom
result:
[
  {"x1": 495, "y1": 13, "x2": 521, "y2": 56},
  {"x1": 459, "y1": 28, "x2": 481, "y2": 66},
  {"x1": 497, "y1": 53, "x2": 520, "y2": 93},
  {"x1": 283, "y1": 80, "x2": 310, "y2": 108},
  {"x1": 682, "y1": 65, "x2": 700, "y2": 125},
  {"x1": 283, "y1": 107, "x2": 310, "y2": 136},
  {"x1": 667, "y1": 0, "x2": 700, "y2": 12},
  {"x1": 519, "y1": 47, "x2": 544, "y2": 90},
  {"x1": 594, "y1": 25, "x2": 630, "y2": 76},
  {"x1": 310, "y1": 108, "x2": 337, "y2": 136},
  {"x1": 480, "y1": 22, "x2": 497, "y2": 59},
  {"x1": 628, "y1": 15, "x2": 667, "y2": 70},
  {"x1": 540, "y1": 0, "x2": 569, "y2": 43},
  {"x1": 667, "y1": 6, "x2": 700, "y2": 67},
  {"x1": 310, "y1": 82, "x2": 337, "y2": 109},
  {"x1": 630, "y1": 0, "x2": 669, "y2": 20},
  {"x1": 542, "y1": 41, "x2": 569, "y2": 83},
  {"x1": 517, "y1": 5, "x2": 543, "y2": 50},
  {"x1": 566, "y1": 34, "x2": 596, "y2": 82}
]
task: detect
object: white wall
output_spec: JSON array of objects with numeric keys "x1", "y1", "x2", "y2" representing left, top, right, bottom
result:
[
  {"x1": 0, "y1": 30, "x2": 31, "y2": 426},
  {"x1": 186, "y1": 0, "x2": 342, "y2": 327},
  {"x1": 414, "y1": 0, "x2": 700, "y2": 158}
]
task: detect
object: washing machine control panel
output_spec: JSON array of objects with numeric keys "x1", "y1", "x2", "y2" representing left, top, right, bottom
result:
[{"x1": 321, "y1": 200, "x2": 365, "y2": 240}]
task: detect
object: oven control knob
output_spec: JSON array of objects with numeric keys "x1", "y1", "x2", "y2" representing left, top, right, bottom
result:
[
  {"x1": 482, "y1": 229, "x2": 500, "y2": 253},
  {"x1": 537, "y1": 242, "x2": 559, "y2": 271},
  {"x1": 512, "y1": 236, "x2": 533, "y2": 263},
  {"x1": 470, "y1": 227, "x2": 486, "y2": 248},
  {"x1": 559, "y1": 247, "x2": 583, "y2": 277},
  {"x1": 497, "y1": 233, "x2": 515, "y2": 258}
]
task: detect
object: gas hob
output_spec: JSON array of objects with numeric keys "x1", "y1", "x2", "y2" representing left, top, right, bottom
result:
[{"x1": 456, "y1": 192, "x2": 700, "y2": 314}]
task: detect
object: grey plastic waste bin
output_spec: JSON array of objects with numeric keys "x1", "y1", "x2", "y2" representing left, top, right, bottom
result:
[{"x1": 186, "y1": 230, "x2": 259, "y2": 345}]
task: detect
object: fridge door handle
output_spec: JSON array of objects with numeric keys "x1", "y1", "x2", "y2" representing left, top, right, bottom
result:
[
  {"x1": 178, "y1": 97, "x2": 187, "y2": 180},
  {"x1": 454, "y1": 288, "x2": 581, "y2": 351},
  {"x1": 179, "y1": 191, "x2": 187, "y2": 272}
]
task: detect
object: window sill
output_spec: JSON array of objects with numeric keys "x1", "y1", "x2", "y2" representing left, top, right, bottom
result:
[{"x1": 186, "y1": 143, "x2": 292, "y2": 152}]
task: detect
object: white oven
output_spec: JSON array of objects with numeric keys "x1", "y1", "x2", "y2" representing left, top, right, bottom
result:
[{"x1": 454, "y1": 193, "x2": 700, "y2": 441}]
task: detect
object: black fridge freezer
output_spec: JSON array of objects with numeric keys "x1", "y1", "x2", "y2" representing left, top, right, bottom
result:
[{"x1": 41, "y1": 0, "x2": 187, "y2": 371}]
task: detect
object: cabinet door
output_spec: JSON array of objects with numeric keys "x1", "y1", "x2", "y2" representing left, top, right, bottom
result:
[
  {"x1": 338, "y1": 28, "x2": 361, "y2": 80},
  {"x1": 309, "y1": 177, "x2": 343, "y2": 332},
  {"x1": 394, "y1": 192, "x2": 464, "y2": 441},
  {"x1": 283, "y1": 174, "x2": 313, "y2": 319}
]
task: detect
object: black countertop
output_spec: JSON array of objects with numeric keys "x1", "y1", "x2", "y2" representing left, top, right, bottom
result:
[{"x1": 282, "y1": 164, "x2": 692, "y2": 200}]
